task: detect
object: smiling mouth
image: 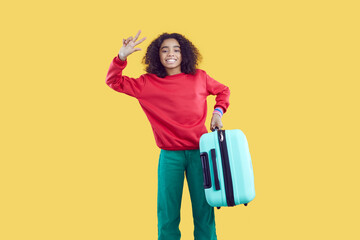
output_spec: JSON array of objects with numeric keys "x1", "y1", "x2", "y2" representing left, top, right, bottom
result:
[{"x1": 166, "y1": 59, "x2": 177, "y2": 63}]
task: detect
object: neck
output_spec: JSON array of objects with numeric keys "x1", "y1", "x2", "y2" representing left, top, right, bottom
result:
[{"x1": 166, "y1": 67, "x2": 182, "y2": 76}]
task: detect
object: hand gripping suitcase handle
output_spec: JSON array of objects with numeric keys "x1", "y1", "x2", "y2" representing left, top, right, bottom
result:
[{"x1": 210, "y1": 149, "x2": 221, "y2": 190}]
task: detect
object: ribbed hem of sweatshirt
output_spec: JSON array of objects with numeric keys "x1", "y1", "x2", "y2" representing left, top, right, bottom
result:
[{"x1": 159, "y1": 146, "x2": 200, "y2": 151}]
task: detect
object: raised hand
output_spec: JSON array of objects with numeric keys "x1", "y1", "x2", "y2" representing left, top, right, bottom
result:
[{"x1": 118, "y1": 30, "x2": 147, "y2": 61}]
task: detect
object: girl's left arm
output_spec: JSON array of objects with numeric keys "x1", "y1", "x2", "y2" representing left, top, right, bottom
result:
[
  {"x1": 206, "y1": 74, "x2": 230, "y2": 114},
  {"x1": 206, "y1": 73, "x2": 230, "y2": 131}
]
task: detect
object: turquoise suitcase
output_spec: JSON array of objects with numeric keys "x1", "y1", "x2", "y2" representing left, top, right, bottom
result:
[{"x1": 199, "y1": 129, "x2": 255, "y2": 208}]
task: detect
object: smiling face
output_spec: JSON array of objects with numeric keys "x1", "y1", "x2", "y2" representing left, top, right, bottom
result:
[{"x1": 159, "y1": 38, "x2": 182, "y2": 76}]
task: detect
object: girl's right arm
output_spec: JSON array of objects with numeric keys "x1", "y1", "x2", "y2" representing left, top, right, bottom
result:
[
  {"x1": 105, "y1": 57, "x2": 146, "y2": 98},
  {"x1": 105, "y1": 30, "x2": 147, "y2": 98}
]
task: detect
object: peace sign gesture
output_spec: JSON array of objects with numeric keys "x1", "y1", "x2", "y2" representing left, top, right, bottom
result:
[{"x1": 118, "y1": 30, "x2": 147, "y2": 61}]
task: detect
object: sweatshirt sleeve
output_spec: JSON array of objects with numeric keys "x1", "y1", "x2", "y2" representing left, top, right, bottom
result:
[
  {"x1": 105, "y1": 55, "x2": 146, "y2": 98},
  {"x1": 206, "y1": 72, "x2": 230, "y2": 114}
]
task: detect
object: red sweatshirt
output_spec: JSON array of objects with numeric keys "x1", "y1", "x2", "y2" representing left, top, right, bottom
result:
[{"x1": 106, "y1": 56, "x2": 230, "y2": 150}]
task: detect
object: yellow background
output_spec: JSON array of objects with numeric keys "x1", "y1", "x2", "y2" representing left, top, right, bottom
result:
[{"x1": 1, "y1": 0, "x2": 359, "y2": 239}]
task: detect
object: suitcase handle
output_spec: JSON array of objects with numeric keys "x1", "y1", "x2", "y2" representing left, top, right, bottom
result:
[
  {"x1": 211, "y1": 149, "x2": 221, "y2": 191},
  {"x1": 200, "y1": 152, "x2": 212, "y2": 189}
]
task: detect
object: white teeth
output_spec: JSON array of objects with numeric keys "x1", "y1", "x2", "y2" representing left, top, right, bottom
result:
[{"x1": 166, "y1": 59, "x2": 176, "y2": 63}]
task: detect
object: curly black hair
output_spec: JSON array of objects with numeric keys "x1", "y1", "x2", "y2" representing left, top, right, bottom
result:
[{"x1": 142, "y1": 33, "x2": 202, "y2": 78}]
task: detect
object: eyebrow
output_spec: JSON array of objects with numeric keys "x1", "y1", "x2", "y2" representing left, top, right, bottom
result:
[{"x1": 160, "y1": 45, "x2": 181, "y2": 49}]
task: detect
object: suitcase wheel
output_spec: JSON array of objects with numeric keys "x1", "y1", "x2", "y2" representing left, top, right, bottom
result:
[{"x1": 244, "y1": 203, "x2": 248, "y2": 206}]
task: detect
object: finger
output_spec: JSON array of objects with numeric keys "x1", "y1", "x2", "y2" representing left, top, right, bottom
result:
[
  {"x1": 213, "y1": 123, "x2": 221, "y2": 130},
  {"x1": 134, "y1": 37, "x2": 146, "y2": 46},
  {"x1": 133, "y1": 48, "x2": 142, "y2": 52},
  {"x1": 125, "y1": 36, "x2": 133, "y2": 44},
  {"x1": 133, "y1": 30, "x2": 141, "y2": 42}
]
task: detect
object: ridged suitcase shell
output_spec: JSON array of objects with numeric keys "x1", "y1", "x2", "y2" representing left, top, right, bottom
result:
[{"x1": 199, "y1": 129, "x2": 255, "y2": 207}]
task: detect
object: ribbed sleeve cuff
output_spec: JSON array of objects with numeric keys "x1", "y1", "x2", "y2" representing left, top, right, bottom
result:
[
  {"x1": 213, "y1": 107, "x2": 224, "y2": 117},
  {"x1": 113, "y1": 55, "x2": 128, "y2": 69}
]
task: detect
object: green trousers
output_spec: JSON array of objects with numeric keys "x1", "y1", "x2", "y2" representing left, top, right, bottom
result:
[{"x1": 157, "y1": 149, "x2": 217, "y2": 240}]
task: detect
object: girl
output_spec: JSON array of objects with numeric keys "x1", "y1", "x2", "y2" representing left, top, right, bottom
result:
[{"x1": 105, "y1": 30, "x2": 230, "y2": 240}]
